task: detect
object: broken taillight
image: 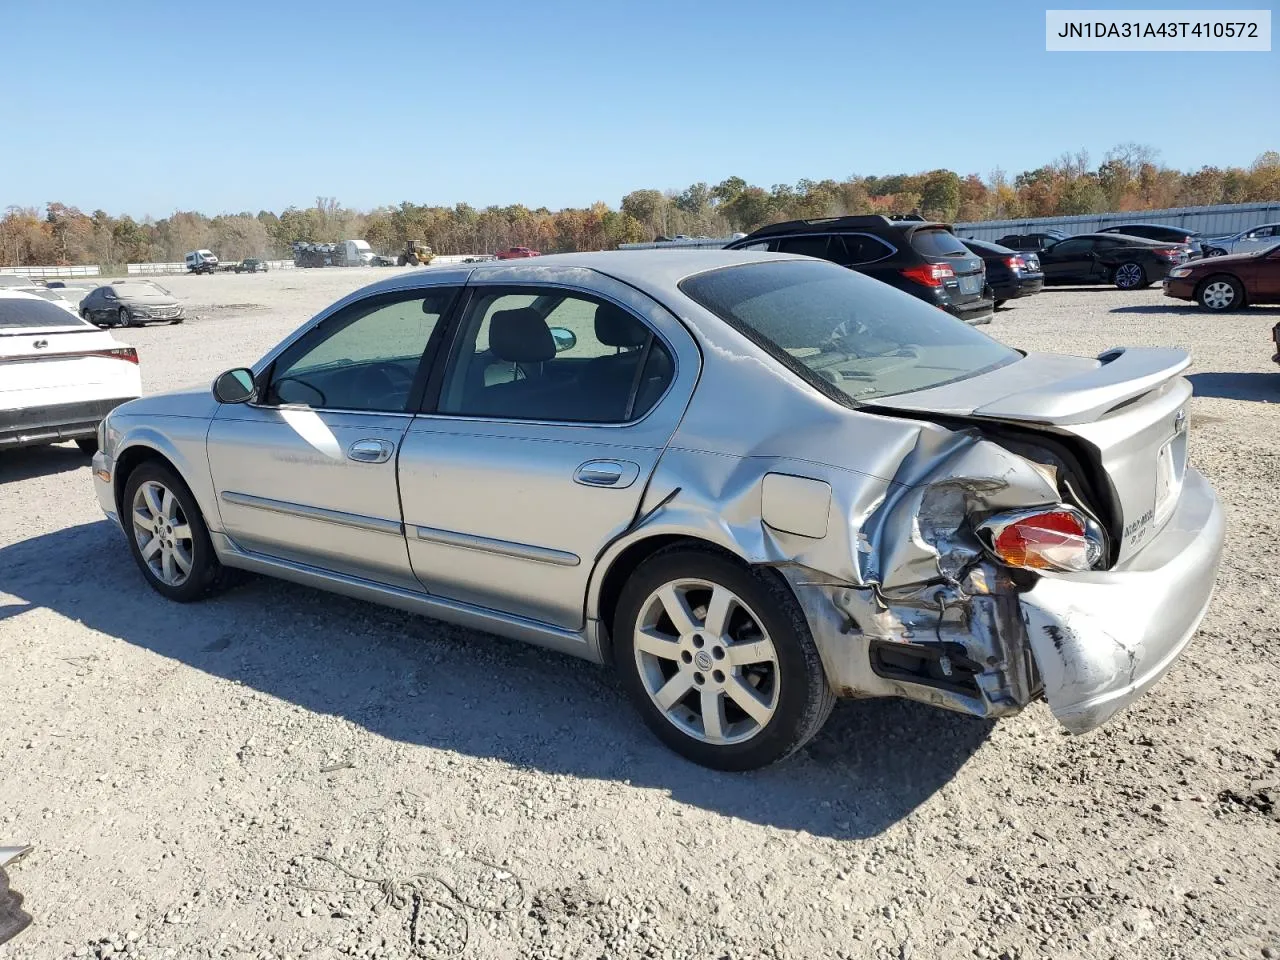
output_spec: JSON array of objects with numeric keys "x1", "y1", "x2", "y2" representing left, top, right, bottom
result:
[{"x1": 975, "y1": 507, "x2": 1104, "y2": 573}]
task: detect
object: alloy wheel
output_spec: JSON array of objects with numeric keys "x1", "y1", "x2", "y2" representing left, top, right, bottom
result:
[
  {"x1": 633, "y1": 578, "x2": 780, "y2": 745},
  {"x1": 1115, "y1": 263, "x2": 1143, "y2": 289},
  {"x1": 131, "y1": 480, "x2": 194, "y2": 586},
  {"x1": 1201, "y1": 280, "x2": 1235, "y2": 310}
]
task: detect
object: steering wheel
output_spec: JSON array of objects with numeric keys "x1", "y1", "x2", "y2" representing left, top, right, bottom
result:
[{"x1": 352, "y1": 361, "x2": 415, "y2": 406}]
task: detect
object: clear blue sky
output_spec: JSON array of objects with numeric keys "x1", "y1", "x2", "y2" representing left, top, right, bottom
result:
[{"x1": 2, "y1": 0, "x2": 1274, "y2": 218}]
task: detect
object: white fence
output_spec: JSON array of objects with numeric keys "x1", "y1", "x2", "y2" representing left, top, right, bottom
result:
[
  {"x1": 955, "y1": 201, "x2": 1280, "y2": 242},
  {"x1": 0, "y1": 264, "x2": 101, "y2": 279}
]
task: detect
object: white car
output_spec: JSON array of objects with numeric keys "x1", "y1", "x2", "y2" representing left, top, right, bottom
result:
[{"x1": 0, "y1": 289, "x2": 142, "y2": 453}]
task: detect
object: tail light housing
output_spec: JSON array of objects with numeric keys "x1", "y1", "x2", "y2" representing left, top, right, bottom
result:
[
  {"x1": 1004, "y1": 255, "x2": 1026, "y2": 271},
  {"x1": 901, "y1": 263, "x2": 956, "y2": 287},
  {"x1": 88, "y1": 347, "x2": 139, "y2": 364},
  {"x1": 1153, "y1": 247, "x2": 1182, "y2": 260},
  {"x1": 974, "y1": 507, "x2": 1105, "y2": 573}
]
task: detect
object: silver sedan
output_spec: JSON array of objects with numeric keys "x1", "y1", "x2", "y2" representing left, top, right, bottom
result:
[{"x1": 91, "y1": 251, "x2": 1224, "y2": 769}]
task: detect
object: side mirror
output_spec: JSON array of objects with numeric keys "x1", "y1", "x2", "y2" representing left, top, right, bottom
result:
[
  {"x1": 213, "y1": 368, "x2": 257, "y2": 404},
  {"x1": 549, "y1": 326, "x2": 577, "y2": 353}
]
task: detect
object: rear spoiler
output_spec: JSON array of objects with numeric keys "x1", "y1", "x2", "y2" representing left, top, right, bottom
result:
[{"x1": 973, "y1": 347, "x2": 1190, "y2": 425}]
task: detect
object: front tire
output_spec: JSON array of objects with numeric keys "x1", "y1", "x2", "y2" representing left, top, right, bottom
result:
[
  {"x1": 1113, "y1": 262, "x2": 1146, "y2": 290},
  {"x1": 614, "y1": 546, "x2": 835, "y2": 770},
  {"x1": 122, "y1": 462, "x2": 229, "y2": 602},
  {"x1": 1197, "y1": 275, "x2": 1244, "y2": 312},
  {"x1": 119, "y1": 307, "x2": 140, "y2": 327}
]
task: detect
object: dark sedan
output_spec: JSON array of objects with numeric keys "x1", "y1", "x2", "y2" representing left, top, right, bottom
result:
[
  {"x1": 995, "y1": 230, "x2": 1068, "y2": 253},
  {"x1": 80, "y1": 281, "x2": 185, "y2": 327},
  {"x1": 1162, "y1": 242, "x2": 1280, "y2": 311},
  {"x1": 1097, "y1": 223, "x2": 1204, "y2": 258},
  {"x1": 1037, "y1": 233, "x2": 1187, "y2": 290},
  {"x1": 961, "y1": 239, "x2": 1043, "y2": 307},
  {"x1": 235, "y1": 258, "x2": 268, "y2": 273}
]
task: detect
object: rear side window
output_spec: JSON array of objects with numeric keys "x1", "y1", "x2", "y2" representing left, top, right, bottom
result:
[
  {"x1": 0, "y1": 297, "x2": 90, "y2": 330},
  {"x1": 680, "y1": 259, "x2": 1017, "y2": 404},
  {"x1": 832, "y1": 234, "x2": 895, "y2": 265},
  {"x1": 910, "y1": 228, "x2": 969, "y2": 258}
]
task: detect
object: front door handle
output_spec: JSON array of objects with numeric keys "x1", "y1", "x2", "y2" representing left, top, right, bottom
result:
[
  {"x1": 347, "y1": 439, "x2": 395, "y2": 464},
  {"x1": 573, "y1": 459, "x2": 640, "y2": 489}
]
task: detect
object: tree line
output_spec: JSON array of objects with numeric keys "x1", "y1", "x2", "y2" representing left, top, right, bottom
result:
[{"x1": 1, "y1": 144, "x2": 1276, "y2": 267}]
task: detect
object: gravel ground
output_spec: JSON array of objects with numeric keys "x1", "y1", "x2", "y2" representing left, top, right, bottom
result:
[{"x1": 1, "y1": 269, "x2": 1278, "y2": 960}]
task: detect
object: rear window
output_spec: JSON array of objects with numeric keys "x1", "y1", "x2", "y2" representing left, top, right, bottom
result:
[
  {"x1": 0, "y1": 297, "x2": 91, "y2": 330},
  {"x1": 680, "y1": 259, "x2": 1017, "y2": 404},
  {"x1": 910, "y1": 228, "x2": 969, "y2": 258}
]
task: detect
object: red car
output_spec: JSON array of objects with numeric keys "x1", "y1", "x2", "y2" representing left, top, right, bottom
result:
[
  {"x1": 1162, "y1": 242, "x2": 1280, "y2": 312},
  {"x1": 496, "y1": 246, "x2": 540, "y2": 259}
]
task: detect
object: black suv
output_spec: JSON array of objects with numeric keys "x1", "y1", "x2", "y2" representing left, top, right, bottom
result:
[
  {"x1": 995, "y1": 230, "x2": 1069, "y2": 252},
  {"x1": 725, "y1": 215, "x2": 994, "y2": 324},
  {"x1": 1097, "y1": 223, "x2": 1204, "y2": 258}
]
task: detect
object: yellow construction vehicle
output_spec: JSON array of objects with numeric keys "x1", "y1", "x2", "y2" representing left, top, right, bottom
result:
[{"x1": 398, "y1": 240, "x2": 435, "y2": 266}]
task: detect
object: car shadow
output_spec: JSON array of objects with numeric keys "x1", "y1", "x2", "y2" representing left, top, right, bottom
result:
[
  {"x1": 1111, "y1": 304, "x2": 1280, "y2": 316},
  {"x1": 0, "y1": 444, "x2": 91, "y2": 483},
  {"x1": 0, "y1": 521, "x2": 993, "y2": 840},
  {"x1": 1188, "y1": 372, "x2": 1278, "y2": 402}
]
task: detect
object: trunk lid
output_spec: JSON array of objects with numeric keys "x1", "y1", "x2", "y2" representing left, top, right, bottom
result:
[
  {"x1": 910, "y1": 227, "x2": 987, "y2": 300},
  {"x1": 0, "y1": 327, "x2": 137, "y2": 395},
  {"x1": 871, "y1": 347, "x2": 1192, "y2": 564}
]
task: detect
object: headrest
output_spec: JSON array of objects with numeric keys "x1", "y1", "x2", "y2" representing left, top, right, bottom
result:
[
  {"x1": 594, "y1": 303, "x2": 649, "y2": 348},
  {"x1": 489, "y1": 308, "x2": 555, "y2": 363}
]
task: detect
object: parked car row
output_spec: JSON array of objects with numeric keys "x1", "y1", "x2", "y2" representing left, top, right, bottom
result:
[{"x1": 725, "y1": 215, "x2": 998, "y2": 324}]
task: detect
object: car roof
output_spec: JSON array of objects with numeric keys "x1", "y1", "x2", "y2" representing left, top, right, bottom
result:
[
  {"x1": 962, "y1": 238, "x2": 1012, "y2": 254},
  {"x1": 736, "y1": 214, "x2": 943, "y2": 241},
  {"x1": 0, "y1": 289, "x2": 47, "y2": 301},
  {"x1": 352, "y1": 249, "x2": 802, "y2": 303}
]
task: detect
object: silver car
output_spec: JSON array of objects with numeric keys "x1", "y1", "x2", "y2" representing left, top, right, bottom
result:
[
  {"x1": 1204, "y1": 222, "x2": 1280, "y2": 257},
  {"x1": 91, "y1": 251, "x2": 1224, "y2": 770}
]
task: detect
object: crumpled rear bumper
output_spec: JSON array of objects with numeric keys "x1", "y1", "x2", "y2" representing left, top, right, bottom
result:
[{"x1": 1021, "y1": 466, "x2": 1224, "y2": 733}]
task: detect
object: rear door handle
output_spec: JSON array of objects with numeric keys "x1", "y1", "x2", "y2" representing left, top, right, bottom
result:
[
  {"x1": 347, "y1": 439, "x2": 395, "y2": 464},
  {"x1": 574, "y1": 459, "x2": 640, "y2": 489}
]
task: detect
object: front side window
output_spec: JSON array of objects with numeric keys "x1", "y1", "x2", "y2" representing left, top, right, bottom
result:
[
  {"x1": 680, "y1": 259, "x2": 1017, "y2": 404},
  {"x1": 439, "y1": 288, "x2": 673, "y2": 423},
  {"x1": 265, "y1": 288, "x2": 457, "y2": 412},
  {"x1": 1049, "y1": 238, "x2": 1092, "y2": 256}
]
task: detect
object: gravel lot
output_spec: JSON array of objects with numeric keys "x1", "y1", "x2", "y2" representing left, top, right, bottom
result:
[{"x1": 1, "y1": 268, "x2": 1278, "y2": 960}]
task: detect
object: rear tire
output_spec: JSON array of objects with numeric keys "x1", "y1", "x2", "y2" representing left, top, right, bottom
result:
[
  {"x1": 1196, "y1": 275, "x2": 1244, "y2": 312},
  {"x1": 75, "y1": 437, "x2": 97, "y2": 455},
  {"x1": 1113, "y1": 262, "x2": 1147, "y2": 290},
  {"x1": 993, "y1": 299, "x2": 1007, "y2": 308},
  {"x1": 613, "y1": 545, "x2": 835, "y2": 770},
  {"x1": 121, "y1": 462, "x2": 232, "y2": 602}
]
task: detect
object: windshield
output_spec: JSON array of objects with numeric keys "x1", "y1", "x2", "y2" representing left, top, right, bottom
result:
[
  {"x1": 680, "y1": 259, "x2": 1018, "y2": 403},
  {"x1": 118, "y1": 282, "x2": 172, "y2": 298},
  {"x1": 0, "y1": 296, "x2": 91, "y2": 330}
]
